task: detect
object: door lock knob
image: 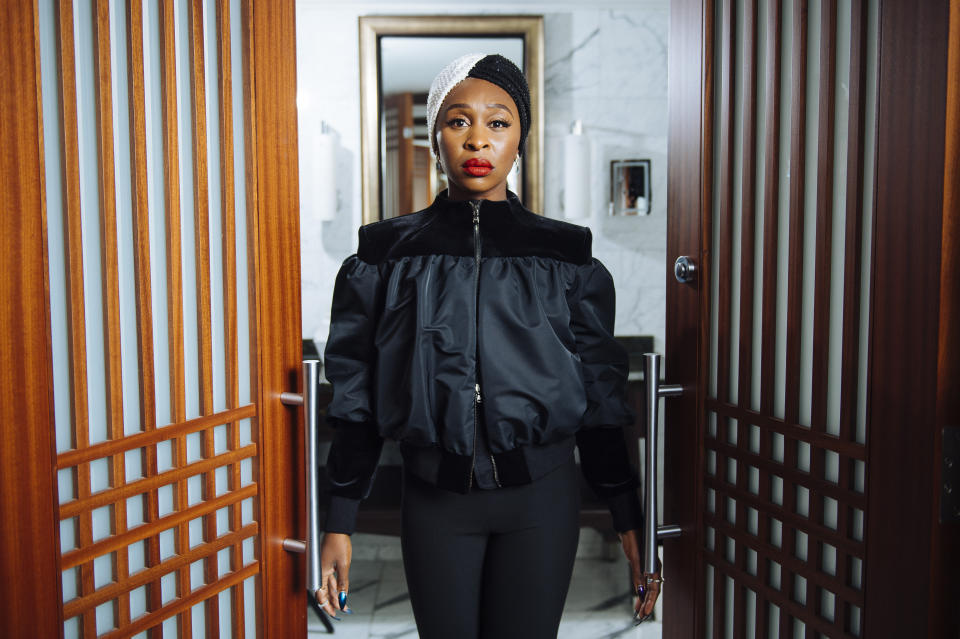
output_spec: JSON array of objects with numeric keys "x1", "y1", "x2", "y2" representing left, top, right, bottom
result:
[{"x1": 674, "y1": 256, "x2": 697, "y2": 283}]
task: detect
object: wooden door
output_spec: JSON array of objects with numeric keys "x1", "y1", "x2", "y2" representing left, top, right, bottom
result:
[
  {"x1": 665, "y1": 0, "x2": 958, "y2": 637},
  {"x1": 0, "y1": 0, "x2": 305, "y2": 637}
]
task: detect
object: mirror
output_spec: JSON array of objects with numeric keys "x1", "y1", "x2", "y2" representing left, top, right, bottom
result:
[{"x1": 358, "y1": 16, "x2": 544, "y2": 223}]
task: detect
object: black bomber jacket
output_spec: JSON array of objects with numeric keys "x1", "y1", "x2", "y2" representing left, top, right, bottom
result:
[{"x1": 322, "y1": 190, "x2": 644, "y2": 535}]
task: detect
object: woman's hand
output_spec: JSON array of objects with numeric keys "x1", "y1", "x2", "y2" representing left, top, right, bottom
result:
[
  {"x1": 316, "y1": 532, "x2": 353, "y2": 619},
  {"x1": 618, "y1": 529, "x2": 662, "y2": 622}
]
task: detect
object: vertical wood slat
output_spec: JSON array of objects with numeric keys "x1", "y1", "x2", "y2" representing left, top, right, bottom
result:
[
  {"x1": 713, "y1": 1, "x2": 735, "y2": 635},
  {"x1": 123, "y1": 0, "x2": 163, "y2": 633},
  {"x1": 781, "y1": 0, "x2": 808, "y2": 634},
  {"x1": 189, "y1": 0, "x2": 215, "y2": 417},
  {"x1": 240, "y1": 2, "x2": 266, "y2": 625},
  {"x1": 806, "y1": 2, "x2": 838, "y2": 633},
  {"x1": 784, "y1": 0, "x2": 808, "y2": 430},
  {"x1": 187, "y1": 1, "x2": 221, "y2": 635},
  {"x1": 835, "y1": 2, "x2": 868, "y2": 633},
  {"x1": 712, "y1": 469, "x2": 728, "y2": 639},
  {"x1": 215, "y1": 0, "x2": 246, "y2": 635},
  {"x1": 157, "y1": 1, "x2": 191, "y2": 634},
  {"x1": 809, "y1": 0, "x2": 837, "y2": 434},
  {"x1": 733, "y1": 0, "x2": 759, "y2": 635},
  {"x1": 55, "y1": 1, "x2": 97, "y2": 635},
  {"x1": 736, "y1": 0, "x2": 759, "y2": 417},
  {"x1": 755, "y1": 2, "x2": 782, "y2": 635},
  {"x1": 716, "y1": 0, "x2": 736, "y2": 408},
  {"x1": 91, "y1": 0, "x2": 132, "y2": 626}
]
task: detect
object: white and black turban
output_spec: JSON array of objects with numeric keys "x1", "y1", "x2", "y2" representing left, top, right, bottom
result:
[{"x1": 426, "y1": 53, "x2": 531, "y2": 157}]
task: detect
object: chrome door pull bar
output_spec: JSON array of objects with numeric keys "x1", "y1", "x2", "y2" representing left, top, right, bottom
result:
[
  {"x1": 642, "y1": 353, "x2": 683, "y2": 575},
  {"x1": 281, "y1": 360, "x2": 323, "y2": 597}
]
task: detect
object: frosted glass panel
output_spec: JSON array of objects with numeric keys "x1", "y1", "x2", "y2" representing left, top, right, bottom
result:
[
  {"x1": 61, "y1": 517, "x2": 77, "y2": 553},
  {"x1": 72, "y1": 0, "x2": 109, "y2": 447},
  {"x1": 232, "y1": 0, "x2": 251, "y2": 408},
  {"x1": 175, "y1": 0, "x2": 200, "y2": 421},
  {"x1": 130, "y1": 585, "x2": 147, "y2": 619},
  {"x1": 110, "y1": 0, "x2": 143, "y2": 439},
  {"x1": 38, "y1": 0, "x2": 74, "y2": 456},
  {"x1": 218, "y1": 587, "x2": 233, "y2": 637},
  {"x1": 204, "y1": 0, "x2": 227, "y2": 415},
  {"x1": 93, "y1": 552, "x2": 113, "y2": 589},
  {"x1": 96, "y1": 600, "x2": 116, "y2": 635},
  {"x1": 191, "y1": 601, "x2": 206, "y2": 637},
  {"x1": 244, "y1": 576, "x2": 257, "y2": 636}
]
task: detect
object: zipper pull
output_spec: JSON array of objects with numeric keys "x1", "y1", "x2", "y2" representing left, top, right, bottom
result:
[
  {"x1": 471, "y1": 200, "x2": 480, "y2": 224},
  {"x1": 475, "y1": 383, "x2": 482, "y2": 403}
]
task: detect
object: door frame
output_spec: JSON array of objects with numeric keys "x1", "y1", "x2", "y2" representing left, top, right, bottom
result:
[
  {"x1": 865, "y1": 1, "x2": 957, "y2": 636},
  {"x1": 663, "y1": 0, "x2": 707, "y2": 636},
  {"x1": 249, "y1": 0, "x2": 305, "y2": 636},
  {"x1": 0, "y1": 1, "x2": 63, "y2": 636},
  {"x1": 0, "y1": 0, "x2": 305, "y2": 636}
]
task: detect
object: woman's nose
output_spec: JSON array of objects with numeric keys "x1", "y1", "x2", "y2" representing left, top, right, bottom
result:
[{"x1": 464, "y1": 126, "x2": 489, "y2": 149}]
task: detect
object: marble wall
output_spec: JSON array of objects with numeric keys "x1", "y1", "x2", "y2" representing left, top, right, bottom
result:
[{"x1": 296, "y1": 0, "x2": 670, "y2": 354}]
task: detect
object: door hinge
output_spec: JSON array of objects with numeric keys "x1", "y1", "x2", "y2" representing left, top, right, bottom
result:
[{"x1": 942, "y1": 426, "x2": 960, "y2": 523}]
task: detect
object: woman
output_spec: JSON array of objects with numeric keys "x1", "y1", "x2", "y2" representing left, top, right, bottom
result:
[{"x1": 316, "y1": 53, "x2": 662, "y2": 638}]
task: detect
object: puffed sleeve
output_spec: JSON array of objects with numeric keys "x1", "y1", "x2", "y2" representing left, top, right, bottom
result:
[
  {"x1": 569, "y1": 238, "x2": 643, "y2": 533},
  {"x1": 322, "y1": 227, "x2": 385, "y2": 535}
]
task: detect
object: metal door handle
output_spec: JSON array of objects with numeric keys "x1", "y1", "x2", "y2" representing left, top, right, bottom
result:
[
  {"x1": 280, "y1": 360, "x2": 323, "y2": 596},
  {"x1": 642, "y1": 353, "x2": 682, "y2": 575}
]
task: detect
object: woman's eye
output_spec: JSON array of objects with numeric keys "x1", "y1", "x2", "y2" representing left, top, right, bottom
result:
[
  {"x1": 447, "y1": 117, "x2": 468, "y2": 127},
  {"x1": 490, "y1": 119, "x2": 511, "y2": 129}
]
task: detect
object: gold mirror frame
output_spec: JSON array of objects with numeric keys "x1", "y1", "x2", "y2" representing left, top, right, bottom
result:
[{"x1": 359, "y1": 15, "x2": 544, "y2": 224}]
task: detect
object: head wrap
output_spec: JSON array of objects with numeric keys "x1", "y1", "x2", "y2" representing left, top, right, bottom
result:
[{"x1": 426, "y1": 53, "x2": 531, "y2": 157}]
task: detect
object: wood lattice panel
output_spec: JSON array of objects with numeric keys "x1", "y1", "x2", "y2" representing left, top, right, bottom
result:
[
  {"x1": 701, "y1": 0, "x2": 876, "y2": 636},
  {"x1": 39, "y1": 0, "x2": 263, "y2": 636}
]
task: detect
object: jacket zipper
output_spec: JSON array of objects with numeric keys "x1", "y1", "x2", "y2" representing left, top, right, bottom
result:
[
  {"x1": 468, "y1": 201, "x2": 481, "y2": 491},
  {"x1": 467, "y1": 200, "x2": 501, "y2": 491}
]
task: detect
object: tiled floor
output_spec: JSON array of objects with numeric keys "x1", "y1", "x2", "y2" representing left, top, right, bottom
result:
[{"x1": 307, "y1": 531, "x2": 664, "y2": 639}]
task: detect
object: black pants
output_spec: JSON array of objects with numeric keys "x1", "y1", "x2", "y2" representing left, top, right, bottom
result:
[{"x1": 400, "y1": 455, "x2": 581, "y2": 639}]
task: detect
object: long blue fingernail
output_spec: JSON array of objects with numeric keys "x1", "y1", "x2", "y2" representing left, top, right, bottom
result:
[{"x1": 339, "y1": 591, "x2": 348, "y2": 610}]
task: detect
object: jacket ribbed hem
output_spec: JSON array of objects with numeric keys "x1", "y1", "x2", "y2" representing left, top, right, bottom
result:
[
  {"x1": 399, "y1": 437, "x2": 577, "y2": 494},
  {"x1": 324, "y1": 437, "x2": 644, "y2": 536}
]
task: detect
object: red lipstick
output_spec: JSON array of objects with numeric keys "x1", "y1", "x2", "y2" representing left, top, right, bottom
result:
[{"x1": 463, "y1": 158, "x2": 493, "y2": 176}]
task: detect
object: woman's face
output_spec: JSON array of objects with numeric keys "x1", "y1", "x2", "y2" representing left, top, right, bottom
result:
[{"x1": 435, "y1": 78, "x2": 521, "y2": 201}]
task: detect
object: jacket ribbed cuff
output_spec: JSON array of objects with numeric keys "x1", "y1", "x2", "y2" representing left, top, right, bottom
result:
[
  {"x1": 323, "y1": 495, "x2": 361, "y2": 535},
  {"x1": 605, "y1": 487, "x2": 644, "y2": 534}
]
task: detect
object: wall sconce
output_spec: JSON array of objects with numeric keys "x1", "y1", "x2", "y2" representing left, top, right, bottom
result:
[
  {"x1": 609, "y1": 159, "x2": 651, "y2": 216},
  {"x1": 301, "y1": 120, "x2": 339, "y2": 221},
  {"x1": 562, "y1": 120, "x2": 590, "y2": 219}
]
